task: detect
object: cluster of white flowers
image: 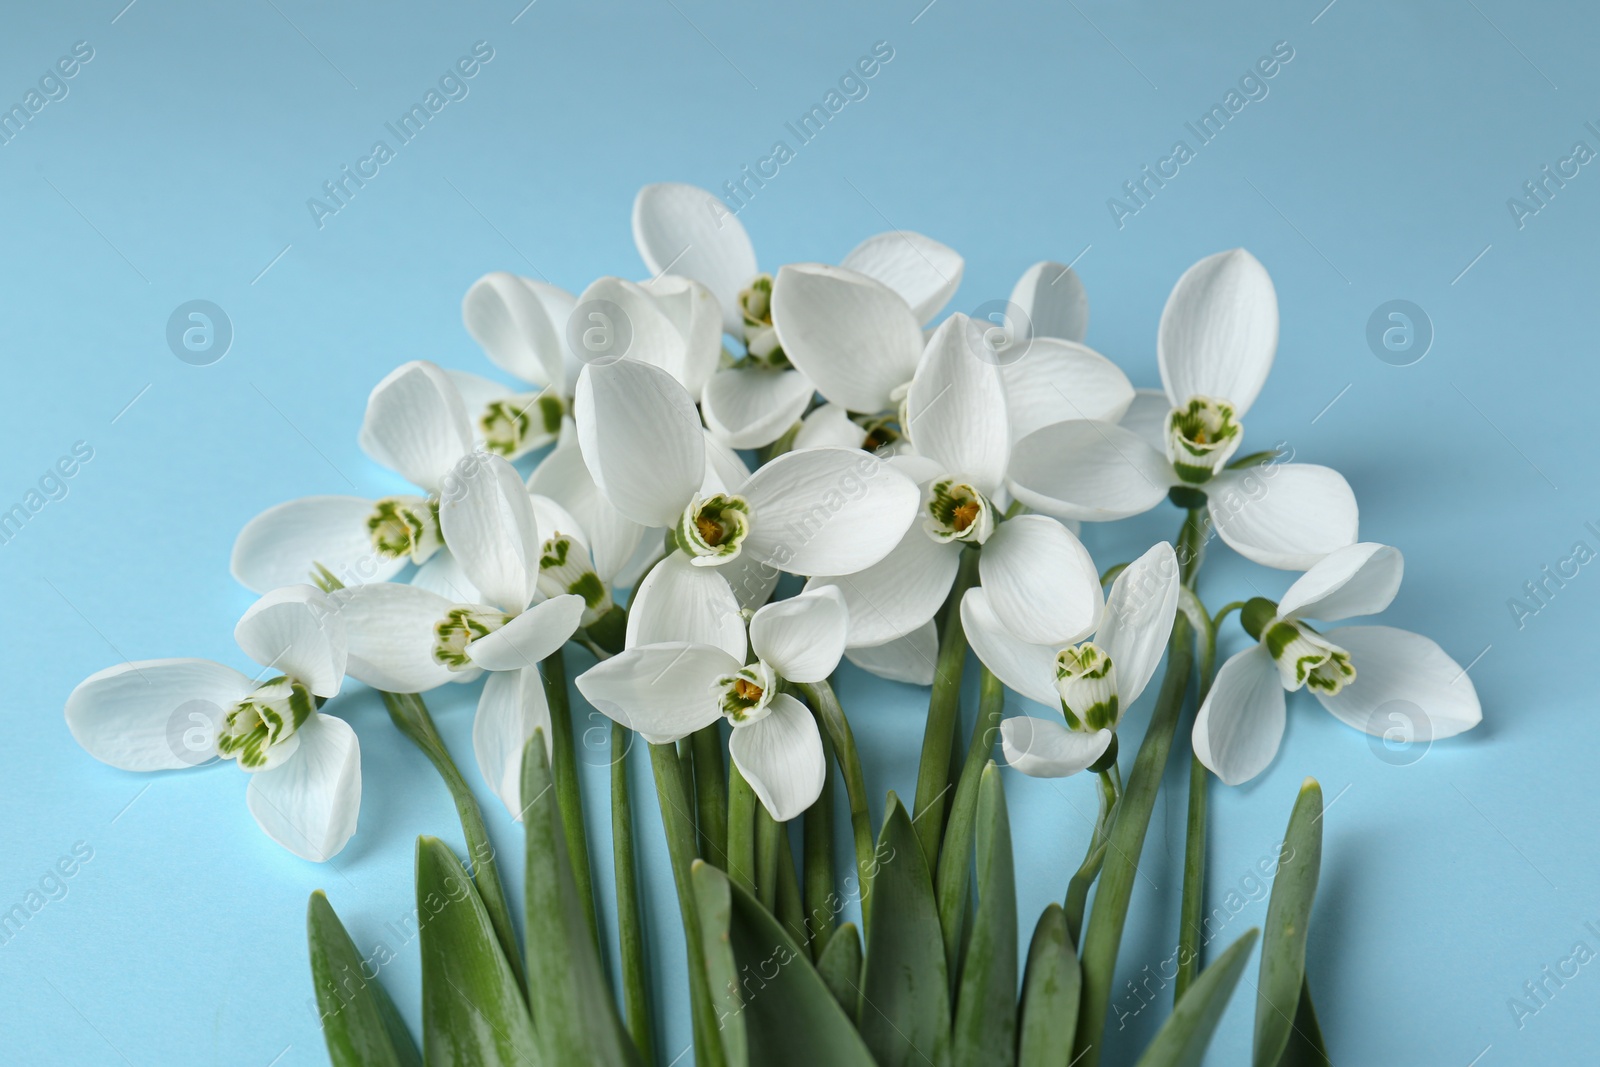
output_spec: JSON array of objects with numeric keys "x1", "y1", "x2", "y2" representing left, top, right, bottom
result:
[{"x1": 63, "y1": 181, "x2": 1481, "y2": 862}]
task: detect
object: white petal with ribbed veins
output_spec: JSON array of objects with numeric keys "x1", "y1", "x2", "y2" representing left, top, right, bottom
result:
[
  {"x1": 1097, "y1": 542, "x2": 1179, "y2": 708},
  {"x1": 633, "y1": 183, "x2": 758, "y2": 335},
  {"x1": 844, "y1": 622, "x2": 938, "y2": 685},
  {"x1": 716, "y1": 547, "x2": 783, "y2": 612},
  {"x1": 331, "y1": 582, "x2": 461, "y2": 694},
  {"x1": 439, "y1": 453, "x2": 543, "y2": 614},
  {"x1": 1007, "y1": 420, "x2": 1175, "y2": 522},
  {"x1": 358, "y1": 361, "x2": 474, "y2": 492},
  {"x1": 1118, "y1": 389, "x2": 1172, "y2": 452},
  {"x1": 980, "y1": 515, "x2": 1104, "y2": 646},
  {"x1": 528, "y1": 444, "x2": 645, "y2": 582},
  {"x1": 574, "y1": 643, "x2": 737, "y2": 742},
  {"x1": 65, "y1": 659, "x2": 255, "y2": 771},
  {"x1": 805, "y1": 526, "x2": 959, "y2": 648},
  {"x1": 461, "y1": 273, "x2": 575, "y2": 390},
  {"x1": 840, "y1": 231, "x2": 964, "y2": 325},
  {"x1": 1009, "y1": 261, "x2": 1089, "y2": 343},
  {"x1": 234, "y1": 585, "x2": 347, "y2": 698},
  {"x1": 467, "y1": 594, "x2": 585, "y2": 672},
  {"x1": 627, "y1": 552, "x2": 746, "y2": 661},
  {"x1": 641, "y1": 274, "x2": 723, "y2": 395},
  {"x1": 246, "y1": 713, "x2": 361, "y2": 862},
  {"x1": 1001, "y1": 338, "x2": 1134, "y2": 441},
  {"x1": 1207, "y1": 463, "x2": 1358, "y2": 570},
  {"x1": 231, "y1": 496, "x2": 404, "y2": 595},
  {"x1": 905, "y1": 315, "x2": 1010, "y2": 497},
  {"x1": 575, "y1": 276, "x2": 692, "y2": 388},
  {"x1": 770, "y1": 263, "x2": 925, "y2": 413},
  {"x1": 961, "y1": 588, "x2": 1060, "y2": 708},
  {"x1": 999, "y1": 717, "x2": 1110, "y2": 778},
  {"x1": 1314, "y1": 626, "x2": 1482, "y2": 741},
  {"x1": 702, "y1": 367, "x2": 815, "y2": 449},
  {"x1": 749, "y1": 587, "x2": 848, "y2": 683},
  {"x1": 1279, "y1": 543, "x2": 1404, "y2": 622},
  {"x1": 1192, "y1": 646, "x2": 1286, "y2": 786},
  {"x1": 411, "y1": 549, "x2": 484, "y2": 605},
  {"x1": 575, "y1": 359, "x2": 704, "y2": 528},
  {"x1": 1158, "y1": 249, "x2": 1278, "y2": 415},
  {"x1": 793, "y1": 403, "x2": 865, "y2": 451},
  {"x1": 728, "y1": 694, "x2": 826, "y2": 821},
  {"x1": 739, "y1": 447, "x2": 918, "y2": 576},
  {"x1": 474, "y1": 666, "x2": 552, "y2": 818}
]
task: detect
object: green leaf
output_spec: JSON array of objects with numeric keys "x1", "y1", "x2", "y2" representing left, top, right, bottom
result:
[
  {"x1": 416, "y1": 836, "x2": 541, "y2": 1067},
  {"x1": 306, "y1": 891, "x2": 422, "y2": 1067},
  {"x1": 522, "y1": 735, "x2": 641, "y2": 1066},
  {"x1": 815, "y1": 922, "x2": 863, "y2": 1024},
  {"x1": 692, "y1": 857, "x2": 877, "y2": 1066},
  {"x1": 1273, "y1": 977, "x2": 1331, "y2": 1067},
  {"x1": 860, "y1": 793, "x2": 953, "y2": 1067},
  {"x1": 692, "y1": 861, "x2": 749, "y2": 1067},
  {"x1": 1254, "y1": 779, "x2": 1323, "y2": 1067},
  {"x1": 1017, "y1": 904, "x2": 1080, "y2": 1067},
  {"x1": 1132, "y1": 928, "x2": 1259, "y2": 1067},
  {"x1": 936, "y1": 667, "x2": 1005, "y2": 976},
  {"x1": 952, "y1": 763, "x2": 1017, "y2": 1067}
]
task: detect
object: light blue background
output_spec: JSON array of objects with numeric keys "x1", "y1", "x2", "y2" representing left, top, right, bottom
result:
[{"x1": 1, "y1": 0, "x2": 1594, "y2": 1063}]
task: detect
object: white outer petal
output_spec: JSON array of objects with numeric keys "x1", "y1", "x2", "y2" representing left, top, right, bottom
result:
[
  {"x1": 633, "y1": 182, "x2": 758, "y2": 335},
  {"x1": 960, "y1": 588, "x2": 1060, "y2": 708},
  {"x1": 728, "y1": 694, "x2": 826, "y2": 822},
  {"x1": 1008, "y1": 420, "x2": 1175, "y2": 522},
  {"x1": 1207, "y1": 463, "x2": 1359, "y2": 571},
  {"x1": 439, "y1": 453, "x2": 543, "y2": 614},
  {"x1": 574, "y1": 643, "x2": 737, "y2": 743},
  {"x1": 411, "y1": 549, "x2": 484, "y2": 606},
  {"x1": 905, "y1": 314, "x2": 1010, "y2": 498},
  {"x1": 467, "y1": 594, "x2": 585, "y2": 672},
  {"x1": 641, "y1": 274, "x2": 723, "y2": 395},
  {"x1": 358, "y1": 361, "x2": 473, "y2": 492},
  {"x1": 461, "y1": 272, "x2": 575, "y2": 391},
  {"x1": 1009, "y1": 261, "x2": 1088, "y2": 343},
  {"x1": 231, "y1": 496, "x2": 403, "y2": 595},
  {"x1": 770, "y1": 263, "x2": 925, "y2": 413},
  {"x1": 331, "y1": 583, "x2": 461, "y2": 694},
  {"x1": 234, "y1": 585, "x2": 348, "y2": 698},
  {"x1": 979, "y1": 515, "x2": 1104, "y2": 647},
  {"x1": 626, "y1": 552, "x2": 746, "y2": 660},
  {"x1": 1097, "y1": 541, "x2": 1180, "y2": 708},
  {"x1": 999, "y1": 717, "x2": 1110, "y2": 778},
  {"x1": 749, "y1": 587, "x2": 848, "y2": 683},
  {"x1": 1118, "y1": 389, "x2": 1172, "y2": 452},
  {"x1": 793, "y1": 403, "x2": 865, "y2": 451},
  {"x1": 474, "y1": 666, "x2": 552, "y2": 819},
  {"x1": 65, "y1": 659, "x2": 254, "y2": 772},
  {"x1": 701, "y1": 367, "x2": 815, "y2": 450},
  {"x1": 1192, "y1": 646, "x2": 1286, "y2": 786},
  {"x1": 739, "y1": 447, "x2": 918, "y2": 576},
  {"x1": 843, "y1": 622, "x2": 938, "y2": 685},
  {"x1": 528, "y1": 443, "x2": 645, "y2": 582},
  {"x1": 701, "y1": 431, "x2": 753, "y2": 497},
  {"x1": 575, "y1": 359, "x2": 704, "y2": 528},
  {"x1": 575, "y1": 276, "x2": 692, "y2": 388},
  {"x1": 840, "y1": 231, "x2": 964, "y2": 325},
  {"x1": 246, "y1": 713, "x2": 361, "y2": 862},
  {"x1": 1280, "y1": 542, "x2": 1404, "y2": 623},
  {"x1": 803, "y1": 526, "x2": 960, "y2": 648},
  {"x1": 1001, "y1": 338, "x2": 1134, "y2": 442},
  {"x1": 1158, "y1": 249, "x2": 1278, "y2": 415},
  {"x1": 1314, "y1": 626, "x2": 1482, "y2": 741}
]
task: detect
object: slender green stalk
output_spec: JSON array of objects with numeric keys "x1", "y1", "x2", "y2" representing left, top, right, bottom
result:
[
  {"x1": 611, "y1": 723, "x2": 654, "y2": 1062},
  {"x1": 934, "y1": 664, "x2": 1005, "y2": 974},
  {"x1": 796, "y1": 679, "x2": 875, "y2": 931},
  {"x1": 381, "y1": 692, "x2": 524, "y2": 990},
  {"x1": 540, "y1": 648, "x2": 598, "y2": 949},
  {"x1": 912, "y1": 547, "x2": 982, "y2": 865},
  {"x1": 690, "y1": 724, "x2": 729, "y2": 868},
  {"x1": 804, "y1": 724, "x2": 837, "y2": 957},
  {"x1": 755, "y1": 806, "x2": 781, "y2": 913},
  {"x1": 1064, "y1": 771, "x2": 1119, "y2": 947},
  {"x1": 726, "y1": 764, "x2": 758, "y2": 898},
  {"x1": 649, "y1": 742, "x2": 727, "y2": 1067},
  {"x1": 1175, "y1": 509, "x2": 1218, "y2": 1003},
  {"x1": 773, "y1": 819, "x2": 809, "y2": 952}
]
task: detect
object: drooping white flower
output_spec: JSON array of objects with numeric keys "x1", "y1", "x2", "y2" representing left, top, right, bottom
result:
[
  {"x1": 64, "y1": 586, "x2": 362, "y2": 862},
  {"x1": 576, "y1": 585, "x2": 848, "y2": 821},
  {"x1": 332, "y1": 452, "x2": 586, "y2": 816},
  {"x1": 1008, "y1": 249, "x2": 1360, "y2": 570},
  {"x1": 231, "y1": 361, "x2": 473, "y2": 594},
  {"x1": 1192, "y1": 543, "x2": 1483, "y2": 785},
  {"x1": 573, "y1": 356, "x2": 920, "y2": 610},
  {"x1": 965, "y1": 543, "x2": 1180, "y2": 777}
]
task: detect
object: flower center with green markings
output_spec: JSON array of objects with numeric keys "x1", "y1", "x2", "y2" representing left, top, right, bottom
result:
[
  {"x1": 1263, "y1": 617, "x2": 1356, "y2": 694},
  {"x1": 925, "y1": 479, "x2": 996, "y2": 545},
  {"x1": 432, "y1": 605, "x2": 510, "y2": 670},
  {"x1": 739, "y1": 273, "x2": 789, "y2": 368},
  {"x1": 1165, "y1": 396, "x2": 1243, "y2": 483},
  {"x1": 216, "y1": 676, "x2": 315, "y2": 770},
  {"x1": 480, "y1": 389, "x2": 566, "y2": 458},
  {"x1": 538, "y1": 533, "x2": 612, "y2": 623},
  {"x1": 1055, "y1": 642, "x2": 1120, "y2": 731},
  {"x1": 367, "y1": 495, "x2": 442, "y2": 564},
  {"x1": 678, "y1": 493, "x2": 752, "y2": 566},
  {"x1": 716, "y1": 661, "x2": 777, "y2": 724}
]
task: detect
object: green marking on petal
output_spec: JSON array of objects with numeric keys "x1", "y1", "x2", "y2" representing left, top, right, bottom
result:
[
  {"x1": 1262, "y1": 617, "x2": 1356, "y2": 694},
  {"x1": 1165, "y1": 396, "x2": 1243, "y2": 484},
  {"x1": 366, "y1": 495, "x2": 443, "y2": 565},
  {"x1": 1055, "y1": 642, "x2": 1121, "y2": 733},
  {"x1": 217, "y1": 676, "x2": 315, "y2": 770},
  {"x1": 432, "y1": 605, "x2": 510, "y2": 670},
  {"x1": 481, "y1": 388, "x2": 566, "y2": 458},
  {"x1": 738, "y1": 273, "x2": 790, "y2": 368},
  {"x1": 716, "y1": 662, "x2": 777, "y2": 724},
  {"x1": 678, "y1": 493, "x2": 752, "y2": 567},
  {"x1": 537, "y1": 533, "x2": 613, "y2": 623},
  {"x1": 924, "y1": 479, "x2": 996, "y2": 545}
]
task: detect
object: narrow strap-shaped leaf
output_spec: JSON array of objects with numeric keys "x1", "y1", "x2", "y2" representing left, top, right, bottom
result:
[
  {"x1": 803, "y1": 721, "x2": 837, "y2": 958},
  {"x1": 815, "y1": 922, "x2": 863, "y2": 1024},
  {"x1": 1273, "y1": 977, "x2": 1331, "y2": 1067},
  {"x1": 1254, "y1": 779, "x2": 1323, "y2": 1067},
  {"x1": 692, "y1": 723, "x2": 729, "y2": 868},
  {"x1": 611, "y1": 723, "x2": 655, "y2": 1062},
  {"x1": 912, "y1": 548, "x2": 981, "y2": 865},
  {"x1": 952, "y1": 763, "x2": 1018, "y2": 1067},
  {"x1": 1017, "y1": 904, "x2": 1080, "y2": 1067},
  {"x1": 522, "y1": 734, "x2": 641, "y2": 1066},
  {"x1": 691, "y1": 861, "x2": 749, "y2": 1067},
  {"x1": 1132, "y1": 928, "x2": 1260, "y2": 1067},
  {"x1": 937, "y1": 666, "x2": 1005, "y2": 976},
  {"x1": 540, "y1": 649, "x2": 599, "y2": 950},
  {"x1": 694, "y1": 859, "x2": 878, "y2": 1066},
  {"x1": 307, "y1": 891, "x2": 423, "y2": 1067},
  {"x1": 860, "y1": 793, "x2": 953, "y2": 1067},
  {"x1": 416, "y1": 836, "x2": 541, "y2": 1067},
  {"x1": 773, "y1": 816, "x2": 809, "y2": 952},
  {"x1": 727, "y1": 762, "x2": 758, "y2": 898}
]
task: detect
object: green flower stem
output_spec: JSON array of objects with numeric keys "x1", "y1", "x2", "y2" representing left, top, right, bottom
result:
[
  {"x1": 912, "y1": 547, "x2": 982, "y2": 866},
  {"x1": 755, "y1": 806, "x2": 781, "y2": 913},
  {"x1": 540, "y1": 648, "x2": 598, "y2": 950},
  {"x1": 1073, "y1": 615, "x2": 1197, "y2": 1067},
  {"x1": 648, "y1": 742, "x2": 727, "y2": 1067},
  {"x1": 773, "y1": 817, "x2": 809, "y2": 951},
  {"x1": 726, "y1": 764, "x2": 758, "y2": 898},
  {"x1": 381, "y1": 691, "x2": 525, "y2": 991},
  {"x1": 804, "y1": 724, "x2": 837, "y2": 957},
  {"x1": 690, "y1": 724, "x2": 729, "y2": 869},
  {"x1": 1064, "y1": 770, "x2": 1119, "y2": 947},
  {"x1": 935, "y1": 664, "x2": 1005, "y2": 974},
  {"x1": 611, "y1": 723, "x2": 654, "y2": 1062},
  {"x1": 795, "y1": 679, "x2": 875, "y2": 933},
  {"x1": 1176, "y1": 511, "x2": 1220, "y2": 1003}
]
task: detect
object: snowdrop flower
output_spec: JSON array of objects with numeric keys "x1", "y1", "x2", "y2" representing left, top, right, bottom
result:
[
  {"x1": 64, "y1": 586, "x2": 361, "y2": 862},
  {"x1": 1193, "y1": 543, "x2": 1483, "y2": 785},
  {"x1": 964, "y1": 543, "x2": 1180, "y2": 777},
  {"x1": 576, "y1": 585, "x2": 848, "y2": 821},
  {"x1": 574, "y1": 356, "x2": 919, "y2": 610},
  {"x1": 333, "y1": 452, "x2": 586, "y2": 816},
  {"x1": 802, "y1": 315, "x2": 1105, "y2": 684},
  {"x1": 231, "y1": 361, "x2": 473, "y2": 594},
  {"x1": 459, "y1": 272, "x2": 722, "y2": 459},
  {"x1": 633, "y1": 181, "x2": 964, "y2": 448},
  {"x1": 1008, "y1": 249, "x2": 1360, "y2": 570}
]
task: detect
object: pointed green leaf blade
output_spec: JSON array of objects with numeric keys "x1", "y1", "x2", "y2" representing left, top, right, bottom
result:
[
  {"x1": 1017, "y1": 904, "x2": 1080, "y2": 1067},
  {"x1": 692, "y1": 860, "x2": 749, "y2": 1067},
  {"x1": 1254, "y1": 779, "x2": 1324, "y2": 1067},
  {"x1": 307, "y1": 891, "x2": 423, "y2": 1067},
  {"x1": 1274, "y1": 977, "x2": 1331, "y2": 1067},
  {"x1": 1132, "y1": 928, "x2": 1260, "y2": 1067},
  {"x1": 522, "y1": 735, "x2": 641, "y2": 1066},
  {"x1": 860, "y1": 793, "x2": 953, "y2": 1067},
  {"x1": 416, "y1": 836, "x2": 541, "y2": 1067},
  {"x1": 952, "y1": 763, "x2": 1018, "y2": 1067},
  {"x1": 815, "y1": 922, "x2": 864, "y2": 1025}
]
